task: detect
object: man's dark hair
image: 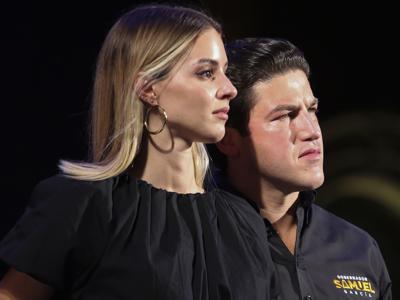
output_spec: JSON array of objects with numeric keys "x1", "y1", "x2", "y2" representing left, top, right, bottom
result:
[
  {"x1": 226, "y1": 37, "x2": 310, "y2": 135},
  {"x1": 208, "y1": 38, "x2": 310, "y2": 174}
]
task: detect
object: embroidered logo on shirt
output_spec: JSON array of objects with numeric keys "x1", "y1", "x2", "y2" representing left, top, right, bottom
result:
[{"x1": 333, "y1": 275, "x2": 375, "y2": 298}]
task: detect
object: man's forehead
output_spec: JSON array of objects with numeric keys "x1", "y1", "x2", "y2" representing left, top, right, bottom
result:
[{"x1": 251, "y1": 72, "x2": 315, "y2": 110}]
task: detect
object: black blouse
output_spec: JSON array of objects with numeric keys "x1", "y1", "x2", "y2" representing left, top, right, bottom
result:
[{"x1": 0, "y1": 174, "x2": 277, "y2": 299}]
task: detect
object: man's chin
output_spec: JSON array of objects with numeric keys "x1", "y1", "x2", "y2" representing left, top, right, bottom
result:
[
  {"x1": 295, "y1": 173, "x2": 324, "y2": 191},
  {"x1": 304, "y1": 175, "x2": 324, "y2": 190}
]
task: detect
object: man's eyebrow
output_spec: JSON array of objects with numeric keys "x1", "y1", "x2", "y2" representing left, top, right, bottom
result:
[
  {"x1": 269, "y1": 104, "x2": 300, "y2": 116},
  {"x1": 267, "y1": 98, "x2": 319, "y2": 117}
]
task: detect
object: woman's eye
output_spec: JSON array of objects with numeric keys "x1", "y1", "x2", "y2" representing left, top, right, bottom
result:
[{"x1": 197, "y1": 69, "x2": 215, "y2": 79}]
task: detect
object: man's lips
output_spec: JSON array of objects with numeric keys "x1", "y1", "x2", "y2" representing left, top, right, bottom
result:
[
  {"x1": 212, "y1": 107, "x2": 230, "y2": 120},
  {"x1": 299, "y1": 148, "x2": 321, "y2": 159}
]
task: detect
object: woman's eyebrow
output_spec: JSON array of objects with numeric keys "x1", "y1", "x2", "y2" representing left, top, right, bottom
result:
[{"x1": 196, "y1": 58, "x2": 219, "y2": 66}]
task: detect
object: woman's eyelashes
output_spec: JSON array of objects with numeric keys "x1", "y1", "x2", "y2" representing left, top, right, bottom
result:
[{"x1": 196, "y1": 68, "x2": 216, "y2": 80}]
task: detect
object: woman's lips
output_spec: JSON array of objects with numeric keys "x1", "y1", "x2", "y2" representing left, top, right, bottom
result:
[{"x1": 213, "y1": 107, "x2": 229, "y2": 120}]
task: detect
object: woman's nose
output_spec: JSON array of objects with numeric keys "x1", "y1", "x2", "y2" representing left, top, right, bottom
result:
[{"x1": 217, "y1": 75, "x2": 237, "y2": 101}]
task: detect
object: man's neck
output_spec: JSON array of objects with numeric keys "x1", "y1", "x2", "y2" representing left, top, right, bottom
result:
[
  {"x1": 228, "y1": 169, "x2": 299, "y2": 222},
  {"x1": 228, "y1": 169, "x2": 300, "y2": 254},
  {"x1": 257, "y1": 189, "x2": 299, "y2": 224}
]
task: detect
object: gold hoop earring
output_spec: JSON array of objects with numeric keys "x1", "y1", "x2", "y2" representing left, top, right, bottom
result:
[{"x1": 144, "y1": 105, "x2": 168, "y2": 135}]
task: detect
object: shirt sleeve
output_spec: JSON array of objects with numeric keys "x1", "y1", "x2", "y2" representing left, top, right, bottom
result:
[
  {"x1": 0, "y1": 175, "x2": 110, "y2": 290},
  {"x1": 371, "y1": 239, "x2": 392, "y2": 300}
]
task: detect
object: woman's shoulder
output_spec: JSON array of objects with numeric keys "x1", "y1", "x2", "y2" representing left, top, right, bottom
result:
[
  {"x1": 0, "y1": 175, "x2": 119, "y2": 289},
  {"x1": 204, "y1": 188, "x2": 267, "y2": 240},
  {"x1": 32, "y1": 174, "x2": 114, "y2": 199},
  {"x1": 208, "y1": 188, "x2": 260, "y2": 217},
  {"x1": 26, "y1": 174, "x2": 121, "y2": 227}
]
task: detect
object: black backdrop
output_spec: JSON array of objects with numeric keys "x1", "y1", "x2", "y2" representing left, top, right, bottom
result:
[{"x1": 2, "y1": 0, "x2": 399, "y2": 296}]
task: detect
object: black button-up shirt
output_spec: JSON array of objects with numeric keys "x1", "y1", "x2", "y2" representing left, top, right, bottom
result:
[{"x1": 214, "y1": 178, "x2": 392, "y2": 300}]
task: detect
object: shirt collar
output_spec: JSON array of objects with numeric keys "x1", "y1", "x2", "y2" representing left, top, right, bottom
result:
[{"x1": 298, "y1": 190, "x2": 315, "y2": 227}]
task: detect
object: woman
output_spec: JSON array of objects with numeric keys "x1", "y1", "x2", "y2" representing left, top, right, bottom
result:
[{"x1": 0, "y1": 5, "x2": 275, "y2": 300}]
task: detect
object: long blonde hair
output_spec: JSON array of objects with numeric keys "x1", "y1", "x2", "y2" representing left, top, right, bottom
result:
[{"x1": 59, "y1": 5, "x2": 221, "y2": 185}]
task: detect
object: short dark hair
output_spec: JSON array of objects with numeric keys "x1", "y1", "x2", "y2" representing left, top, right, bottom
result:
[
  {"x1": 226, "y1": 38, "x2": 310, "y2": 135},
  {"x1": 208, "y1": 38, "x2": 310, "y2": 174}
]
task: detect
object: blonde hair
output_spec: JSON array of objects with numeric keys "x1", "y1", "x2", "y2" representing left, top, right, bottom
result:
[{"x1": 59, "y1": 5, "x2": 221, "y2": 186}]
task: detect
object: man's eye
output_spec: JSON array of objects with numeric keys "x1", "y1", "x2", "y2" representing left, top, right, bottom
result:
[
  {"x1": 273, "y1": 110, "x2": 298, "y2": 121},
  {"x1": 308, "y1": 107, "x2": 319, "y2": 114},
  {"x1": 273, "y1": 114, "x2": 290, "y2": 121}
]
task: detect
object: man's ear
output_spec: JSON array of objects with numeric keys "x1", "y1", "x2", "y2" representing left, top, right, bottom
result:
[{"x1": 216, "y1": 127, "x2": 241, "y2": 157}]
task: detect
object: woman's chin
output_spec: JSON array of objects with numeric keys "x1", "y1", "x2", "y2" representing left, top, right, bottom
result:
[{"x1": 199, "y1": 130, "x2": 225, "y2": 144}]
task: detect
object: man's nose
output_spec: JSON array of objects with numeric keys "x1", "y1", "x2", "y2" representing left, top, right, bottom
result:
[{"x1": 295, "y1": 111, "x2": 321, "y2": 141}]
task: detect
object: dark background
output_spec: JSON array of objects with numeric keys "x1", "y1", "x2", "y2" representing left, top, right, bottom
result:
[{"x1": 2, "y1": 0, "x2": 399, "y2": 296}]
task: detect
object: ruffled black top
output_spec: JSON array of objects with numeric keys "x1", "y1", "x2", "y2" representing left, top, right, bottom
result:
[{"x1": 0, "y1": 174, "x2": 276, "y2": 299}]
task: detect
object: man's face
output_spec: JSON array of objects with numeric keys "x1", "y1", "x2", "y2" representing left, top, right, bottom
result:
[{"x1": 238, "y1": 70, "x2": 324, "y2": 192}]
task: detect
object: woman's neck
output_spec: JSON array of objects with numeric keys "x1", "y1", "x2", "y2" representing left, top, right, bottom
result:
[{"x1": 132, "y1": 133, "x2": 203, "y2": 194}]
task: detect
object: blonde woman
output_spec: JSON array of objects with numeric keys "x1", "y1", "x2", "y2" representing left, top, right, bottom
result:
[{"x1": 0, "y1": 5, "x2": 275, "y2": 300}]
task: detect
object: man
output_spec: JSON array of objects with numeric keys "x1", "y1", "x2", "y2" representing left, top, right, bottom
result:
[{"x1": 211, "y1": 38, "x2": 392, "y2": 299}]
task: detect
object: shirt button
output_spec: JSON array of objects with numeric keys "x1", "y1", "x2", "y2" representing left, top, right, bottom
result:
[{"x1": 303, "y1": 296, "x2": 312, "y2": 300}]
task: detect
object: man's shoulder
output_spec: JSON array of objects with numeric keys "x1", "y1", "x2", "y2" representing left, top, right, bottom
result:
[
  {"x1": 310, "y1": 203, "x2": 377, "y2": 245},
  {"x1": 307, "y1": 203, "x2": 391, "y2": 297}
]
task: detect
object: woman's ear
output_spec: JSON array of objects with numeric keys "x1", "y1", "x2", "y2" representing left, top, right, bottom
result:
[
  {"x1": 216, "y1": 127, "x2": 241, "y2": 157},
  {"x1": 135, "y1": 75, "x2": 158, "y2": 106}
]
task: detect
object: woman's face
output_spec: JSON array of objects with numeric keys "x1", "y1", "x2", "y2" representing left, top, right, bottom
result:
[{"x1": 153, "y1": 28, "x2": 237, "y2": 144}]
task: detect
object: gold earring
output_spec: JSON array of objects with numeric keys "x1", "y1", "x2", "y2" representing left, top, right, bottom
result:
[{"x1": 144, "y1": 105, "x2": 168, "y2": 134}]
